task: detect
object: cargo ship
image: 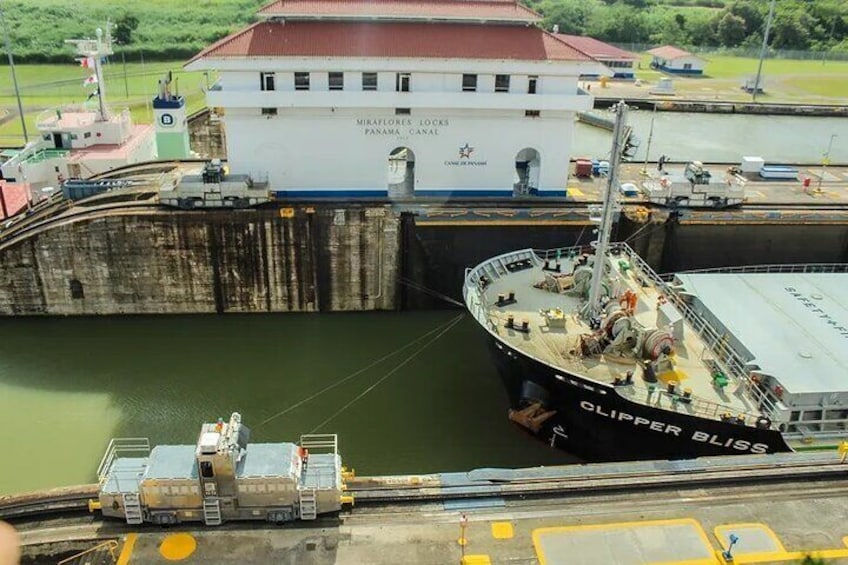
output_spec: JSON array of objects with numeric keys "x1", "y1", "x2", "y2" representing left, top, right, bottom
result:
[{"x1": 463, "y1": 102, "x2": 848, "y2": 461}]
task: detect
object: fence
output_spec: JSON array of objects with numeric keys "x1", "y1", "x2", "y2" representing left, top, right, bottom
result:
[{"x1": 613, "y1": 43, "x2": 848, "y2": 62}]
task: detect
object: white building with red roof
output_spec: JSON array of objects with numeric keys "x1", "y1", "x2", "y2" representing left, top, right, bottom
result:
[
  {"x1": 557, "y1": 35, "x2": 639, "y2": 80},
  {"x1": 647, "y1": 45, "x2": 705, "y2": 75},
  {"x1": 185, "y1": 0, "x2": 605, "y2": 198}
]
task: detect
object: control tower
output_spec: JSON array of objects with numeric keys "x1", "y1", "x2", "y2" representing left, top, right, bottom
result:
[{"x1": 153, "y1": 72, "x2": 191, "y2": 159}]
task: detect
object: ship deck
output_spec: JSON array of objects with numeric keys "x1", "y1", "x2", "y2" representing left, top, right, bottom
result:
[{"x1": 474, "y1": 249, "x2": 765, "y2": 424}]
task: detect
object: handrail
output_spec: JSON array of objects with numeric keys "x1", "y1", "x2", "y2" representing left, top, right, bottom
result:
[
  {"x1": 58, "y1": 539, "x2": 119, "y2": 564},
  {"x1": 660, "y1": 263, "x2": 848, "y2": 280},
  {"x1": 96, "y1": 438, "x2": 150, "y2": 483}
]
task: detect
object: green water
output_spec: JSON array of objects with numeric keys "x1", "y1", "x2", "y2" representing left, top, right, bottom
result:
[{"x1": 0, "y1": 311, "x2": 574, "y2": 495}]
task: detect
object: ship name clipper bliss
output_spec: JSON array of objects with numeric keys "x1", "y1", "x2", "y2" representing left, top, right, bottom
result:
[{"x1": 463, "y1": 101, "x2": 848, "y2": 461}]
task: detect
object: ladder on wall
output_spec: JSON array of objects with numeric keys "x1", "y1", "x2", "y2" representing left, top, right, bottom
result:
[{"x1": 299, "y1": 489, "x2": 317, "y2": 520}]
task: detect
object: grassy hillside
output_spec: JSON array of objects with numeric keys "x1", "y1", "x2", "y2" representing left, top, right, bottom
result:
[
  {"x1": 0, "y1": 62, "x2": 206, "y2": 146},
  {"x1": 1, "y1": 0, "x2": 265, "y2": 62}
]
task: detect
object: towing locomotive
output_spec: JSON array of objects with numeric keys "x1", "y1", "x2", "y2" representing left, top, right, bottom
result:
[{"x1": 92, "y1": 412, "x2": 352, "y2": 525}]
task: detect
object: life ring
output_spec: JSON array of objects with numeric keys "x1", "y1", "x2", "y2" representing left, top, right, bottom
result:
[{"x1": 660, "y1": 177, "x2": 671, "y2": 188}]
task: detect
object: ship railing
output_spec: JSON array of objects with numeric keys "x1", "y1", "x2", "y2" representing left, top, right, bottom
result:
[
  {"x1": 96, "y1": 437, "x2": 150, "y2": 484},
  {"x1": 463, "y1": 248, "x2": 543, "y2": 332},
  {"x1": 300, "y1": 434, "x2": 338, "y2": 455},
  {"x1": 613, "y1": 243, "x2": 783, "y2": 426},
  {"x1": 658, "y1": 263, "x2": 848, "y2": 281},
  {"x1": 615, "y1": 386, "x2": 764, "y2": 424}
]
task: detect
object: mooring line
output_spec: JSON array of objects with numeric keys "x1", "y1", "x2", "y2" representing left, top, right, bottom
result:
[
  {"x1": 308, "y1": 313, "x2": 466, "y2": 433},
  {"x1": 256, "y1": 313, "x2": 465, "y2": 428}
]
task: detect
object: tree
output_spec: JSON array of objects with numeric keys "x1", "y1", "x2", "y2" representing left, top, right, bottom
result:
[
  {"x1": 716, "y1": 12, "x2": 747, "y2": 47},
  {"x1": 114, "y1": 13, "x2": 139, "y2": 46},
  {"x1": 675, "y1": 13, "x2": 686, "y2": 30},
  {"x1": 726, "y1": 0, "x2": 764, "y2": 37}
]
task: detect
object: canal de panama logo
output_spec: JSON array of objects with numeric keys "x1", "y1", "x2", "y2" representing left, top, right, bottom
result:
[
  {"x1": 459, "y1": 143, "x2": 474, "y2": 159},
  {"x1": 445, "y1": 143, "x2": 487, "y2": 167}
]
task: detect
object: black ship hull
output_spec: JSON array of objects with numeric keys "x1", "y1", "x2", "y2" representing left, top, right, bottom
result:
[{"x1": 486, "y1": 335, "x2": 791, "y2": 461}]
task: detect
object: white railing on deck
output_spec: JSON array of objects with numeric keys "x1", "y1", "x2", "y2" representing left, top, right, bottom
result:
[
  {"x1": 96, "y1": 437, "x2": 150, "y2": 483},
  {"x1": 660, "y1": 263, "x2": 848, "y2": 281}
]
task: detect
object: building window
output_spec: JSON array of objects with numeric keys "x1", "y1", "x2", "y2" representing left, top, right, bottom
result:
[
  {"x1": 83, "y1": 132, "x2": 91, "y2": 139},
  {"x1": 495, "y1": 74, "x2": 510, "y2": 93},
  {"x1": 396, "y1": 73, "x2": 410, "y2": 92},
  {"x1": 683, "y1": 63, "x2": 693, "y2": 70},
  {"x1": 260, "y1": 72, "x2": 275, "y2": 91},
  {"x1": 528, "y1": 75, "x2": 538, "y2": 94},
  {"x1": 362, "y1": 72, "x2": 378, "y2": 91},
  {"x1": 462, "y1": 74, "x2": 477, "y2": 92},
  {"x1": 294, "y1": 72, "x2": 310, "y2": 91},
  {"x1": 395, "y1": 108, "x2": 411, "y2": 115},
  {"x1": 261, "y1": 107, "x2": 278, "y2": 117},
  {"x1": 329, "y1": 72, "x2": 344, "y2": 91},
  {"x1": 525, "y1": 110, "x2": 541, "y2": 118}
]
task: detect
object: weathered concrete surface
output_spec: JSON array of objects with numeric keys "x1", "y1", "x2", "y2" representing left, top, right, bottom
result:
[{"x1": 0, "y1": 207, "x2": 399, "y2": 315}]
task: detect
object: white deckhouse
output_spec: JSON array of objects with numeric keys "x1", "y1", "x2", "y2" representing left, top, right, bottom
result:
[{"x1": 186, "y1": 0, "x2": 604, "y2": 198}]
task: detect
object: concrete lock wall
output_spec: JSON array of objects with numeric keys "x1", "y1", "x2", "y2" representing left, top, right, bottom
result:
[{"x1": 0, "y1": 207, "x2": 399, "y2": 315}]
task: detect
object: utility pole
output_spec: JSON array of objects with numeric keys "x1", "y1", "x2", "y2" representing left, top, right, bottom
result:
[
  {"x1": 0, "y1": 1, "x2": 29, "y2": 143},
  {"x1": 752, "y1": 0, "x2": 776, "y2": 102}
]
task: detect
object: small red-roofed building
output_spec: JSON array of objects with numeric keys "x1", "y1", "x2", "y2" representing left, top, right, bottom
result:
[
  {"x1": 185, "y1": 0, "x2": 606, "y2": 198},
  {"x1": 647, "y1": 45, "x2": 706, "y2": 75},
  {"x1": 557, "y1": 35, "x2": 639, "y2": 79},
  {"x1": 0, "y1": 180, "x2": 31, "y2": 221}
]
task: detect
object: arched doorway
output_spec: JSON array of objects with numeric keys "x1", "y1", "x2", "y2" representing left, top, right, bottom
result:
[
  {"x1": 514, "y1": 148, "x2": 541, "y2": 196},
  {"x1": 388, "y1": 147, "x2": 415, "y2": 199}
]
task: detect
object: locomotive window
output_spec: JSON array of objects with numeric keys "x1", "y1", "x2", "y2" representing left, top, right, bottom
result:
[{"x1": 200, "y1": 461, "x2": 214, "y2": 478}]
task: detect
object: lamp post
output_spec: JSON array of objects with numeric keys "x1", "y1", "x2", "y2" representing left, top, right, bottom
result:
[
  {"x1": 0, "y1": 0, "x2": 28, "y2": 143},
  {"x1": 815, "y1": 134, "x2": 837, "y2": 193}
]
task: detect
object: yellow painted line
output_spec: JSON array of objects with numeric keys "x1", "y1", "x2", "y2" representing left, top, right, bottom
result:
[
  {"x1": 711, "y1": 524, "x2": 848, "y2": 564},
  {"x1": 533, "y1": 518, "x2": 718, "y2": 565},
  {"x1": 159, "y1": 533, "x2": 197, "y2": 561},
  {"x1": 567, "y1": 187, "x2": 585, "y2": 197},
  {"x1": 461, "y1": 555, "x2": 491, "y2": 565},
  {"x1": 116, "y1": 533, "x2": 138, "y2": 565},
  {"x1": 491, "y1": 522, "x2": 514, "y2": 539}
]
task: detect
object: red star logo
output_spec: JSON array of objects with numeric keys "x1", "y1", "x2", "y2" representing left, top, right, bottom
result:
[{"x1": 459, "y1": 143, "x2": 474, "y2": 159}]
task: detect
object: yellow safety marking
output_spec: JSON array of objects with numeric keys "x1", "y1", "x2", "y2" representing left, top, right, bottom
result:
[
  {"x1": 567, "y1": 187, "x2": 585, "y2": 197},
  {"x1": 461, "y1": 555, "x2": 491, "y2": 565},
  {"x1": 491, "y1": 522, "x2": 514, "y2": 539},
  {"x1": 280, "y1": 207, "x2": 295, "y2": 218},
  {"x1": 116, "y1": 533, "x2": 137, "y2": 565},
  {"x1": 843, "y1": 535, "x2": 848, "y2": 547},
  {"x1": 159, "y1": 533, "x2": 197, "y2": 561},
  {"x1": 533, "y1": 518, "x2": 718, "y2": 565}
]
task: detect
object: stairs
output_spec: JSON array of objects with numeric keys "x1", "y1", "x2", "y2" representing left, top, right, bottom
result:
[
  {"x1": 121, "y1": 493, "x2": 143, "y2": 525},
  {"x1": 203, "y1": 498, "x2": 222, "y2": 526},
  {"x1": 299, "y1": 489, "x2": 317, "y2": 520}
]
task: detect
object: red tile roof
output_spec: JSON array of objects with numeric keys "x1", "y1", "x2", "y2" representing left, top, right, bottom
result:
[
  {"x1": 647, "y1": 45, "x2": 702, "y2": 60},
  {"x1": 0, "y1": 181, "x2": 30, "y2": 220},
  {"x1": 257, "y1": 0, "x2": 540, "y2": 21},
  {"x1": 557, "y1": 35, "x2": 638, "y2": 60},
  {"x1": 188, "y1": 21, "x2": 593, "y2": 63}
]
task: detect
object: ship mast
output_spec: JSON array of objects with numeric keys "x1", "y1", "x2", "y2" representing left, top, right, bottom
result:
[
  {"x1": 66, "y1": 24, "x2": 113, "y2": 122},
  {"x1": 584, "y1": 101, "x2": 628, "y2": 320}
]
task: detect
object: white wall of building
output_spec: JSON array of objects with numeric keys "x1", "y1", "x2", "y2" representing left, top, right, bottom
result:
[
  {"x1": 224, "y1": 107, "x2": 576, "y2": 196},
  {"x1": 192, "y1": 55, "x2": 599, "y2": 196}
]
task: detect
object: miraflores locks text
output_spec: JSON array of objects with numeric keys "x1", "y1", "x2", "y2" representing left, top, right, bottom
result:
[{"x1": 357, "y1": 118, "x2": 449, "y2": 136}]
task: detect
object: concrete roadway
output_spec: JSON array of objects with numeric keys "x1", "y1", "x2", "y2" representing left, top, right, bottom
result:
[{"x1": 104, "y1": 478, "x2": 848, "y2": 564}]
